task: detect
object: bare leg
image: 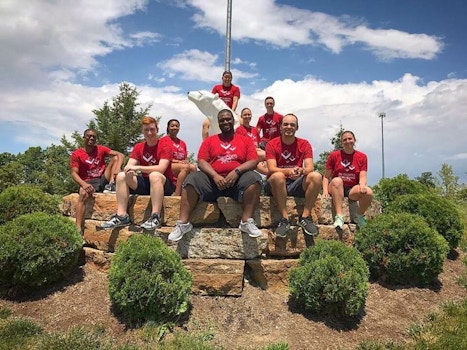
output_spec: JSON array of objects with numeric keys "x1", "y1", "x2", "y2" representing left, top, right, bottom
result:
[
  {"x1": 329, "y1": 177, "x2": 345, "y2": 216},
  {"x1": 268, "y1": 172, "x2": 289, "y2": 219},
  {"x1": 149, "y1": 172, "x2": 166, "y2": 215},
  {"x1": 302, "y1": 172, "x2": 322, "y2": 218},
  {"x1": 349, "y1": 185, "x2": 374, "y2": 215},
  {"x1": 241, "y1": 182, "x2": 261, "y2": 222},
  {"x1": 116, "y1": 171, "x2": 132, "y2": 216},
  {"x1": 179, "y1": 185, "x2": 199, "y2": 223}
]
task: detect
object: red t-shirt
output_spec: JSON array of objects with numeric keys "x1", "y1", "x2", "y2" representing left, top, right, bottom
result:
[
  {"x1": 256, "y1": 112, "x2": 283, "y2": 143},
  {"x1": 211, "y1": 84, "x2": 240, "y2": 109},
  {"x1": 265, "y1": 137, "x2": 313, "y2": 177},
  {"x1": 235, "y1": 125, "x2": 260, "y2": 148},
  {"x1": 198, "y1": 133, "x2": 258, "y2": 176},
  {"x1": 159, "y1": 135, "x2": 188, "y2": 161},
  {"x1": 70, "y1": 145, "x2": 111, "y2": 181},
  {"x1": 130, "y1": 140, "x2": 175, "y2": 183},
  {"x1": 326, "y1": 150, "x2": 368, "y2": 187}
]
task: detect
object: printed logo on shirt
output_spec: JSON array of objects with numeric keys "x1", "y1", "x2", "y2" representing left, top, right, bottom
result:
[
  {"x1": 341, "y1": 159, "x2": 355, "y2": 171},
  {"x1": 85, "y1": 157, "x2": 100, "y2": 165},
  {"x1": 143, "y1": 154, "x2": 157, "y2": 164},
  {"x1": 281, "y1": 150, "x2": 296, "y2": 164},
  {"x1": 220, "y1": 142, "x2": 236, "y2": 152}
]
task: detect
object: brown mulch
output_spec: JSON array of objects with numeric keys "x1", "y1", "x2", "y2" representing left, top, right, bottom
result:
[{"x1": 0, "y1": 250, "x2": 466, "y2": 350}]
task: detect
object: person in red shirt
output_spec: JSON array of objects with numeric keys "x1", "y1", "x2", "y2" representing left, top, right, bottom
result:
[
  {"x1": 202, "y1": 71, "x2": 240, "y2": 140},
  {"x1": 265, "y1": 114, "x2": 322, "y2": 238},
  {"x1": 256, "y1": 96, "x2": 283, "y2": 149},
  {"x1": 159, "y1": 119, "x2": 196, "y2": 196},
  {"x1": 322, "y1": 130, "x2": 373, "y2": 229},
  {"x1": 101, "y1": 116, "x2": 175, "y2": 230},
  {"x1": 235, "y1": 107, "x2": 268, "y2": 175},
  {"x1": 70, "y1": 128, "x2": 124, "y2": 234},
  {"x1": 169, "y1": 109, "x2": 263, "y2": 241}
]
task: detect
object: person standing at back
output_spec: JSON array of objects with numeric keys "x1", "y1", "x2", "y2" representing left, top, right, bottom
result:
[
  {"x1": 256, "y1": 96, "x2": 283, "y2": 150},
  {"x1": 202, "y1": 71, "x2": 240, "y2": 140}
]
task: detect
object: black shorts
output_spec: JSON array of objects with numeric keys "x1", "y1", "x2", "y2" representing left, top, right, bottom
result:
[
  {"x1": 83, "y1": 174, "x2": 108, "y2": 192},
  {"x1": 264, "y1": 176, "x2": 306, "y2": 197},
  {"x1": 183, "y1": 170, "x2": 262, "y2": 203},
  {"x1": 130, "y1": 175, "x2": 175, "y2": 196}
]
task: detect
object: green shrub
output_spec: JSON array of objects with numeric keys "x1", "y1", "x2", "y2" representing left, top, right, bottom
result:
[
  {"x1": 355, "y1": 213, "x2": 449, "y2": 286},
  {"x1": 108, "y1": 234, "x2": 192, "y2": 327},
  {"x1": 288, "y1": 240, "x2": 369, "y2": 317},
  {"x1": 0, "y1": 212, "x2": 82, "y2": 288},
  {"x1": 372, "y1": 174, "x2": 430, "y2": 209},
  {"x1": 0, "y1": 184, "x2": 60, "y2": 224},
  {"x1": 386, "y1": 193, "x2": 464, "y2": 250}
]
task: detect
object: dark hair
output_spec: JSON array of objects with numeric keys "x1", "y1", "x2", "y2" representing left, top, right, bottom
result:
[
  {"x1": 166, "y1": 119, "x2": 180, "y2": 133},
  {"x1": 341, "y1": 130, "x2": 356, "y2": 141},
  {"x1": 241, "y1": 107, "x2": 251, "y2": 115},
  {"x1": 83, "y1": 128, "x2": 97, "y2": 137},
  {"x1": 264, "y1": 96, "x2": 275, "y2": 103},
  {"x1": 217, "y1": 109, "x2": 234, "y2": 119},
  {"x1": 222, "y1": 71, "x2": 233, "y2": 78}
]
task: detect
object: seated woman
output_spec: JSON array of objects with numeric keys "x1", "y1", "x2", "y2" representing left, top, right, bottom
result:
[
  {"x1": 322, "y1": 130, "x2": 373, "y2": 228},
  {"x1": 160, "y1": 119, "x2": 197, "y2": 196},
  {"x1": 235, "y1": 107, "x2": 268, "y2": 175}
]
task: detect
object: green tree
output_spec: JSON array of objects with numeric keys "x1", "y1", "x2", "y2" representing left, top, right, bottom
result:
[
  {"x1": 415, "y1": 171, "x2": 437, "y2": 189},
  {"x1": 0, "y1": 160, "x2": 24, "y2": 193},
  {"x1": 437, "y1": 163, "x2": 459, "y2": 199},
  {"x1": 315, "y1": 123, "x2": 345, "y2": 174}
]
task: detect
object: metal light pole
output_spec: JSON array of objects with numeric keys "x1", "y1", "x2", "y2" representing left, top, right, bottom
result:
[
  {"x1": 224, "y1": 0, "x2": 232, "y2": 71},
  {"x1": 378, "y1": 112, "x2": 386, "y2": 179}
]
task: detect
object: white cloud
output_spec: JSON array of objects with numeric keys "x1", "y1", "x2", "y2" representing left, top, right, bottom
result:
[{"x1": 187, "y1": 0, "x2": 443, "y2": 59}]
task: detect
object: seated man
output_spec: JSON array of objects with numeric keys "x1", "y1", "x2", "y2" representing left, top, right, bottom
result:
[
  {"x1": 265, "y1": 114, "x2": 322, "y2": 237},
  {"x1": 101, "y1": 116, "x2": 175, "y2": 230},
  {"x1": 70, "y1": 128, "x2": 124, "y2": 234},
  {"x1": 169, "y1": 109, "x2": 263, "y2": 242}
]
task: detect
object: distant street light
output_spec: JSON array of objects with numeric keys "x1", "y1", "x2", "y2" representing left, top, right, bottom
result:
[
  {"x1": 378, "y1": 112, "x2": 386, "y2": 179},
  {"x1": 224, "y1": 0, "x2": 232, "y2": 71}
]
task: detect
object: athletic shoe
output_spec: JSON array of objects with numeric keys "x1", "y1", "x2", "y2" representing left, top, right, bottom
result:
[
  {"x1": 356, "y1": 214, "x2": 367, "y2": 228},
  {"x1": 168, "y1": 221, "x2": 193, "y2": 241},
  {"x1": 298, "y1": 216, "x2": 318, "y2": 236},
  {"x1": 239, "y1": 218, "x2": 262, "y2": 238},
  {"x1": 333, "y1": 214, "x2": 344, "y2": 229},
  {"x1": 140, "y1": 213, "x2": 162, "y2": 230},
  {"x1": 100, "y1": 214, "x2": 130, "y2": 229},
  {"x1": 275, "y1": 218, "x2": 291, "y2": 238},
  {"x1": 103, "y1": 182, "x2": 116, "y2": 194}
]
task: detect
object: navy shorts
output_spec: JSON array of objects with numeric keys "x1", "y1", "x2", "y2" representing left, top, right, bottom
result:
[
  {"x1": 264, "y1": 176, "x2": 306, "y2": 198},
  {"x1": 130, "y1": 175, "x2": 175, "y2": 196},
  {"x1": 183, "y1": 170, "x2": 262, "y2": 203}
]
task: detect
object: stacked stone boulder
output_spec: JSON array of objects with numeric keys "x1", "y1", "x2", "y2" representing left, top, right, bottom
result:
[{"x1": 60, "y1": 194, "x2": 381, "y2": 295}]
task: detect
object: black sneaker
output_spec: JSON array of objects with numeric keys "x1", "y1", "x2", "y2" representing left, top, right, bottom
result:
[
  {"x1": 103, "y1": 182, "x2": 116, "y2": 193},
  {"x1": 140, "y1": 213, "x2": 162, "y2": 230},
  {"x1": 275, "y1": 218, "x2": 291, "y2": 238},
  {"x1": 100, "y1": 214, "x2": 130, "y2": 229},
  {"x1": 298, "y1": 216, "x2": 318, "y2": 236}
]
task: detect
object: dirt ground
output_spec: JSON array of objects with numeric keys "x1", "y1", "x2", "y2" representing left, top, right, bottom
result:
[{"x1": 1, "y1": 250, "x2": 466, "y2": 350}]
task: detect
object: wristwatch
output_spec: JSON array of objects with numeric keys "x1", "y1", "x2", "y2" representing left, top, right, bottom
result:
[{"x1": 234, "y1": 168, "x2": 242, "y2": 176}]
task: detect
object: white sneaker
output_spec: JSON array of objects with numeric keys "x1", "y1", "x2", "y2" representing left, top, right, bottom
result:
[
  {"x1": 168, "y1": 221, "x2": 193, "y2": 242},
  {"x1": 239, "y1": 218, "x2": 262, "y2": 238},
  {"x1": 333, "y1": 214, "x2": 344, "y2": 229}
]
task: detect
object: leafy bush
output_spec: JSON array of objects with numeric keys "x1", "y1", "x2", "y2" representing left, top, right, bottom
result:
[
  {"x1": 385, "y1": 193, "x2": 464, "y2": 250},
  {"x1": 372, "y1": 174, "x2": 430, "y2": 209},
  {"x1": 108, "y1": 234, "x2": 192, "y2": 327},
  {"x1": 0, "y1": 212, "x2": 82, "y2": 288},
  {"x1": 0, "y1": 184, "x2": 60, "y2": 224},
  {"x1": 288, "y1": 240, "x2": 369, "y2": 317},
  {"x1": 355, "y1": 213, "x2": 449, "y2": 286}
]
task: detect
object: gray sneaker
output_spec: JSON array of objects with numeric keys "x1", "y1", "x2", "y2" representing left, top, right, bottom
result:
[
  {"x1": 239, "y1": 218, "x2": 262, "y2": 238},
  {"x1": 298, "y1": 216, "x2": 318, "y2": 236},
  {"x1": 333, "y1": 214, "x2": 344, "y2": 229},
  {"x1": 168, "y1": 221, "x2": 193, "y2": 242},
  {"x1": 103, "y1": 182, "x2": 116, "y2": 193},
  {"x1": 140, "y1": 213, "x2": 162, "y2": 230},
  {"x1": 275, "y1": 218, "x2": 291, "y2": 238},
  {"x1": 100, "y1": 214, "x2": 130, "y2": 229}
]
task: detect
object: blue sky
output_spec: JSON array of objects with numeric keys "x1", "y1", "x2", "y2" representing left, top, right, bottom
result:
[{"x1": 1, "y1": 0, "x2": 467, "y2": 185}]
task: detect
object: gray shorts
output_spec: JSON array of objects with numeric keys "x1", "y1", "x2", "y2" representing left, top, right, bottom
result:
[
  {"x1": 84, "y1": 174, "x2": 108, "y2": 192},
  {"x1": 183, "y1": 170, "x2": 262, "y2": 203},
  {"x1": 264, "y1": 176, "x2": 306, "y2": 197}
]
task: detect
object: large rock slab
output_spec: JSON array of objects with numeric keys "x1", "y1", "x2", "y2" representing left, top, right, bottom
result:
[{"x1": 246, "y1": 258, "x2": 299, "y2": 293}]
